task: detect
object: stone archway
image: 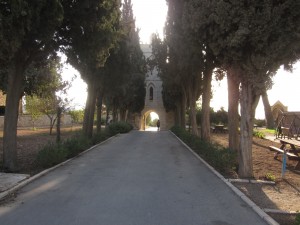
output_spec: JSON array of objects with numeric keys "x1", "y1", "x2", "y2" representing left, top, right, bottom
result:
[
  {"x1": 129, "y1": 44, "x2": 175, "y2": 131},
  {"x1": 140, "y1": 110, "x2": 160, "y2": 131}
]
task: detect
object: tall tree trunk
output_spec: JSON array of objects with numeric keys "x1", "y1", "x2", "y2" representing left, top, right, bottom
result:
[
  {"x1": 96, "y1": 91, "x2": 103, "y2": 134},
  {"x1": 3, "y1": 66, "x2": 24, "y2": 171},
  {"x1": 239, "y1": 81, "x2": 260, "y2": 178},
  {"x1": 175, "y1": 101, "x2": 181, "y2": 126},
  {"x1": 188, "y1": 82, "x2": 199, "y2": 136},
  {"x1": 83, "y1": 80, "x2": 97, "y2": 138},
  {"x1": 56, "y1": 106, "x2": 62, "y2": 143},
  {"x1": 119, "y1": 108, "x2": 127, "y2": 121},
  {"x1": 201, "y1": 69, "x2": 213, "y2": 141},
  {"x1": 180, "y1": 87, "x2": 187, "y2": 128},
  {"x1": 262, "y1": 89, "x2": 275, "y2": 129},
  {"x1": 105, "y1": 106, "x2": 110, "y2": 126},
  {"x1": 227, "y1": 68, "x2": 240, "y2": 152},
  {"x1": 49, "y1": 117, "x2": 57, "y2": 135},
  {"x1": 112, "y1": 102, "x2": 118, "y2": 122}
]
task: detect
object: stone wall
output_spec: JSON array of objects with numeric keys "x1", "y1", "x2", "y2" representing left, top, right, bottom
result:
[{"x1": 0, "y1": 114, "x2": 72, "y2": 129}]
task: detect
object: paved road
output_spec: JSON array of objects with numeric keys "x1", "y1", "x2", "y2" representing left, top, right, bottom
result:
[{"x1": 0, "y1": 131, "x2": 268, "y2": 225}]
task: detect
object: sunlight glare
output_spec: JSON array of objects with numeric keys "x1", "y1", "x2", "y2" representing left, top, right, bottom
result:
[
  {"x1": 131, "y1": 0, "x2": 168, "y2": 43},
  {"x1": 150, "y1": 112, "x2": 159, "y2": 121}
]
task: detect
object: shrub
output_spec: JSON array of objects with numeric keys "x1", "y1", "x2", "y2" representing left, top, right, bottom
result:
[
  {"x1": 106, "y1": 121, "x2": 133, "y2": 135},
  {"x1": 35, "y1": 143, "x2": 68, "y2": 168},
  {"x1": 295, "y1": 214, "x2": 300, "y2": 225},
  {"x1": 171, "y1": 126, "x2": 237, "y2": 173},
  {"x1": 254, "y1": 119, "x2": 265, "y2": 127},
  {"x1": 62, "y1": 134, "x2": 91, "y2": 158},
  {"x1": 265, "y1": 173, "x2": 276, "y2": 182},
  {"x1": 69, "y1": 110, "x2": 84, "y2": 123},
  {"x1": 253, "y1": 130, "x2": 265, "y2": 139},
  {"x1": 91, "y1": 130, "x2": 111, "y2": 145},
  {"x1": 35, "y1": 123, "x2": 133, "y2": 169}
]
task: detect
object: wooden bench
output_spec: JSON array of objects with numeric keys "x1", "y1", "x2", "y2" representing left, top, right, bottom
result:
[
  {"x1": 269, "y1": 146, "x2": 300, "y2": 170},
  {"x1": 269, "y1": 146, "x2": 300, "y2": 160},
  {"x1": 213, "y1": 125, "x2": 226, "y2": 133}
]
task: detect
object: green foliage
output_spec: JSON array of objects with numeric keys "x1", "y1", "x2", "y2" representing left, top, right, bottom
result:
[
  {"x1": 106, "y1": 121, "x2": 133, "y2": 136},
  {"x1": 59, "y1": 0, "x2": 121, "y2": 76},
  {"x1": 35, "y1": 142, "x2": 68, "y2": 168},
  {"x1": 253, "y1": 130, "x2": 266, "y2": 139},
  {"x1": 264, "y1": 173, "x2": 276, "y2": 182},
  {"x1": 265, "y1": 129, "x2": 276, "y2": 135},
  {"x1": 295, "y1": 214, "x2": 300, "y2": 225},
  {"x1": 171, "y1": 126, "x2": 237, "y2": 173},
  {"x1": 25, "y1": 95, "x2": 43, "y2": 128},
  {"x1": 35, "y1": 123, "x2": 133, "y2": 169},
  {"x1": 196, "y1": 107, "x2": 229, "y2": 126},
  {"x1": 62, "y1": 134, "x2": 90, "y2": 158},
  {"x1": 102, "y1": 0, "x2": 146, "y2": 116},
  {"x1": 69, "y1": 110, "x2": 84, "y2": 123},
  {"x1": 0, "y1": 1, "x2": 64, "y2": 92},
  {"x1": 254, "y1": 119, "x2": 266, "y2": 127}
]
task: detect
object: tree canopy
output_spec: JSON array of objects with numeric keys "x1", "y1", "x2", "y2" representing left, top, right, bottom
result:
[
  {"x1": 0, "y1": 0, "x2": 64, "y2": 171},
  {"x1": 153, "y1": 0, "x2": 300, "y2": 177}
]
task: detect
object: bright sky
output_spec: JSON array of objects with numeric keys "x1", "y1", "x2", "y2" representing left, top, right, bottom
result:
[
  {"x1": 131, "y1": 0, "x2": 168, "y2": 43},
  {"x1": 63, "y1": 0, "x2": 300, "y2": 120},
  {"x1": 211, "y1": 63, "x2": 300, "y2": 119}
]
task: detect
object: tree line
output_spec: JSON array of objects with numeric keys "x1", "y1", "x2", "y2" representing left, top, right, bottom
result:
[
  {"x1": 0, "y1": 0, "x2": 146, "y2": 172},
  {"x1": 150, "y1": 0, "x2": 300, "y2": 177}
]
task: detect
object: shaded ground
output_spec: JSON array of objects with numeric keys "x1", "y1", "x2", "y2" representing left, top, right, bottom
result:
[
  {"x1": 0, "y1": 126, "x2": 81, "y2": 175},
  {"x1": 211, "y1": 132, "x2": 300, "y2": 225}
]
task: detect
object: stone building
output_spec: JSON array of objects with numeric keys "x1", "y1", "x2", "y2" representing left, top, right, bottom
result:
[
  {"x1": 131, "y1": 44, "x2": 175, "y2": 130},
  {"x1": 271, "y1": 100, "x2": 288, "y2": 122}
]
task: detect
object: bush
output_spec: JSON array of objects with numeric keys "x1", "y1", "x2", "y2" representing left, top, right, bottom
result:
[
  {"x1": 91, "y1": 130, "x2": 111, "y2": 145},
  {"x1": 106, "y1": 121, "x2": 133, "y2": 135},
  {"x1": 62, "y1": 134, "x2": 91, "y2": 158},
  {"x1": 254, "y1": 119, "x2": 265, "y2": 127},
  {"x1": 69, "y1": 110, "x2": 84, "y2": 123},
  {"x1": 253, "y1": 130, "x2": 265, "y2": 139},
  {"x1": 35, "y1": 123, "x2": 133, "y2": 169},
  {"x1": 265, "y1": 173, "x2": 276, "y2": 182},
  {"x1": 171, "y1": 126, "x2": 237, "y2": 173},
  {"x1": 36, "y1": 143, "x2": 68, "y2": 168},
  {"x1": 295, "y1": 214, "x2": 300, "y2": 225}
]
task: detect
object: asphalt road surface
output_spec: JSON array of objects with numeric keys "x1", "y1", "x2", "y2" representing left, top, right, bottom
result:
[{"x1": 0, "y1": 131, "x2": 268, "y2": 225}]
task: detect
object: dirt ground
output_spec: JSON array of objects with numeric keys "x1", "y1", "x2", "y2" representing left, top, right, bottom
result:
[
  {"x1": 0, "y1": 128, "x2": 299, "y2": 224},
  {"x1": 0, "y1": 127, "x2": 80, "y2": 175},
  {"x1": 211, "y1": 132, "x2": 300, "y2": 225}
]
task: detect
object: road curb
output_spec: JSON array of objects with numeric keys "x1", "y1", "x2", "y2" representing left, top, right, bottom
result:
[
  {"x1": 169, "y1": 131, "x2": 280, "y2": 225},
  {"x1": 0, "y1": 134, "x2": 118, "y2": 201}
]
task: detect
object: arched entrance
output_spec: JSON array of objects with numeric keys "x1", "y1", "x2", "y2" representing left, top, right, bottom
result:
[
  {"x1": 143, "y1": 111, "x2": 160, "y2": 131},
  {"x1": 129, "y1": 44, "x2": 175, "y2": 131},
  {"x1": 140, "y1": 110, "x2": 160, "y2": 131}
]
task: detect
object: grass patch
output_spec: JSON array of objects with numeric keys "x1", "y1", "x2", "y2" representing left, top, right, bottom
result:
[
  {"x1": 253, "y1": 130, "x2": 266, "y2": 139},
  {"x1": 171, "y1": 126, "x2": 237, "y2": 173}
]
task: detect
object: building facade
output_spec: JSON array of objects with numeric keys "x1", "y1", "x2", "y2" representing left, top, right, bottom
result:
[{"x1": 130, "y1": 44, "x2": 175, "y2": 130}]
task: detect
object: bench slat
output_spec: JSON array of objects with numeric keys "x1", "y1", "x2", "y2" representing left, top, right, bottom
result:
[{"x1": 269, "y1": 146, "x2": 299, "y2": 158}]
